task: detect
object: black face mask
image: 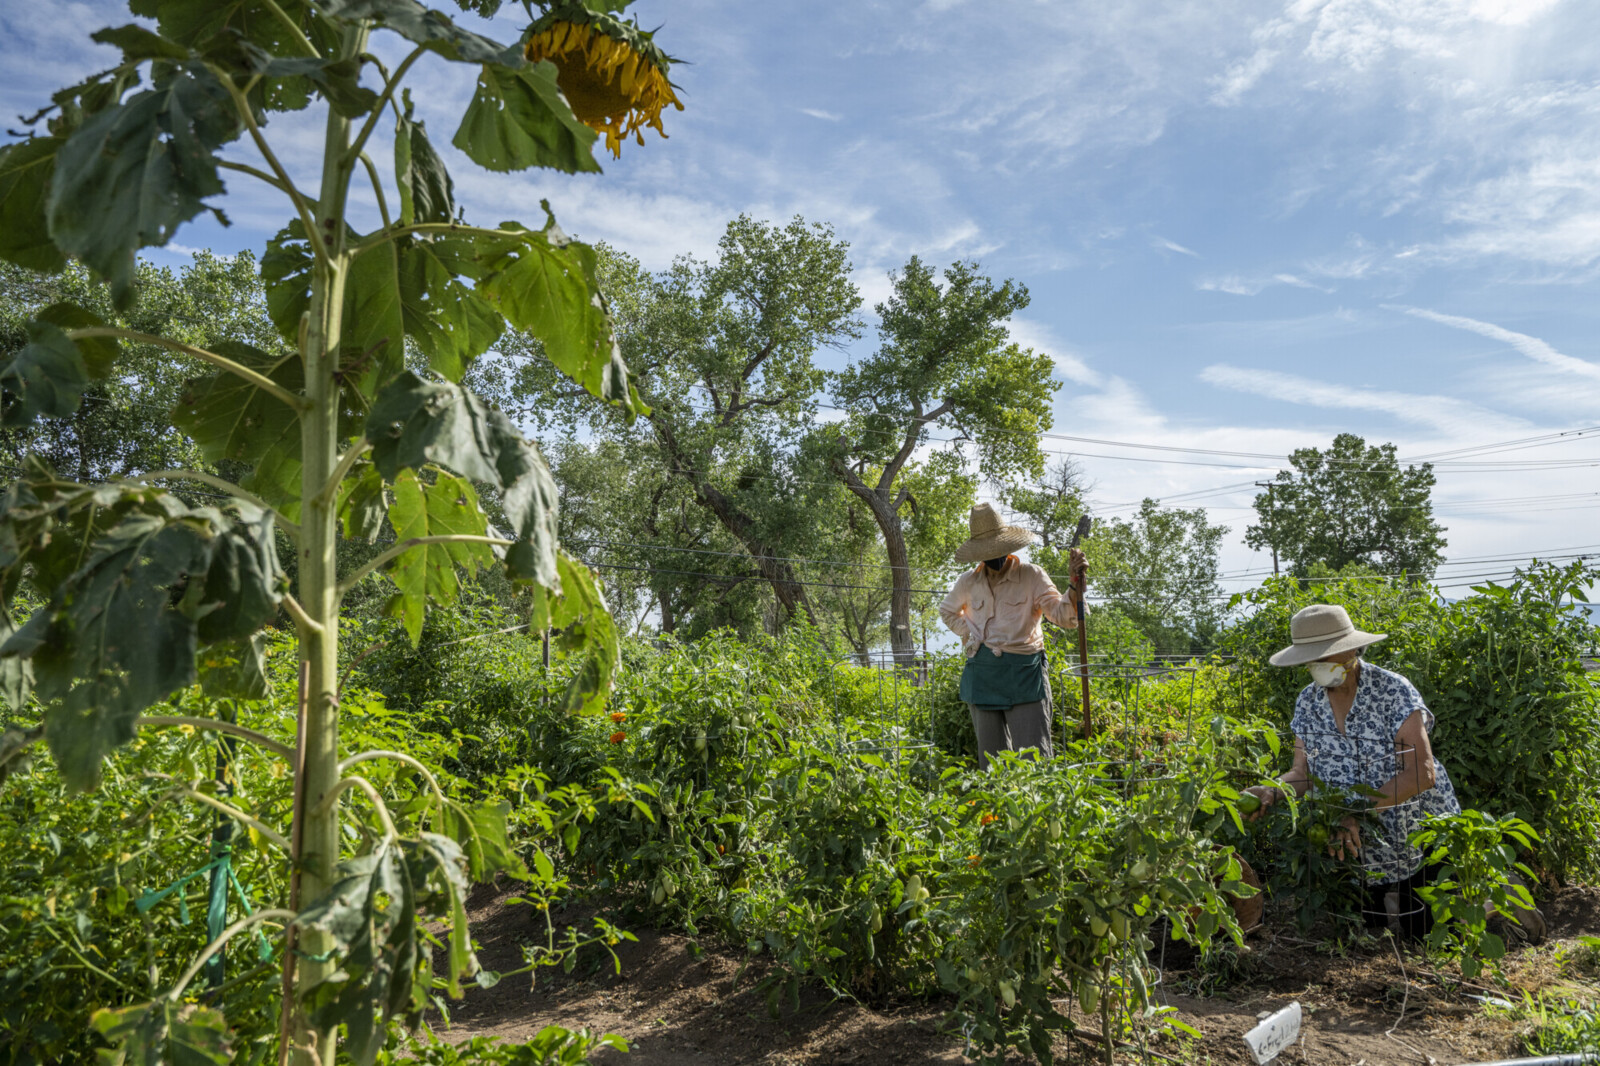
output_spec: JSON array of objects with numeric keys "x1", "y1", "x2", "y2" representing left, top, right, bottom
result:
[{"x1": 984, "y1": 556, "x2": 1008, "y2": 572}]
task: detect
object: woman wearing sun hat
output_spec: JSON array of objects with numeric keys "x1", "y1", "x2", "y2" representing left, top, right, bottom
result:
[
  {"x1": 1243, "y1": 604, "x2": 1467, "y2": 938},
  {"x1": 939, "y1": 503, "x2": 1086, "y2": 769}
]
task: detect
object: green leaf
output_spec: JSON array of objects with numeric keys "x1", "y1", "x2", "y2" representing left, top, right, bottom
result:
[
  {"x1": 259, "y1": 222, "x2": 405, "y2": 392},
  {"x1": 48, "y1": 62, "x2": 240, "y2": 307},
  {"x1": 260, "y1": 56, "x2": 380, "y2": 119},
  {"x1": 395, "y1": 90, "x2": 455, "y2": 226},
  {"x1": 343, "y1": 239, "x2": 407, "y2": 393},
  {"x1": 322, "y1": 0, "x2": 521, "y2": 63},
  {"x1": 442, "y1": 799, "x2": 530, "y2": 882},
  {"x1": 0, "y1": 321, "x2": 89, "y2": 429},
  {"x1": 128, "y1": 0, "x2": 341, "y2": 112},
  {"x1": 338, "y1": 462, "x2": 389, "y2": 543},
  {"x1": 33, "y1": 302, "x2": 119, "y2": 378},
  {"x1": 0, "y1": 475, "x2": 285, "y2": 789},
  {"x1": 90, "y1": 1000, "x2": 231, "y2": 1066},
  {"x1": 297, "y1": 843, "x2": 419, "y2": 1066},
  {"x1": 384, "y1": 469, "x2": 490, "y2": 645},
  {"x1": 452, "y1": 61, "x2": 600, "y2": 175},
  {"x1": 397, "y1": 237, "x2": 504, "y2": 380},
  {"x1": 478, "y1": 222, "x2": 642, "y2": 417},
  {"x1": 367, "y1": 372, "x2": 559, "y2": 587},
  {"x1": 194, "y1": 503, "x2": 287, "y2": 644},
  {"x1": 171, "y1": 343, "x2": 308, "y2": 517},
  {"x1": 90, "y1": 24, "x2": 189, "y2": 62},
  {"x1": 198, "y1": 633, "x2": 270, "y2": 700},
  {"x1": 543, "y1": 553, "x2": 620, "y2": 715},
  {"x1": 0, "y1": 137, "x2": 67, "y2": 273}
]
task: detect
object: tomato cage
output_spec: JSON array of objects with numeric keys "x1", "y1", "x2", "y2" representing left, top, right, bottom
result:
[{"x1": 1254, "y1": 729, "x2": 1438, "y2": 937}]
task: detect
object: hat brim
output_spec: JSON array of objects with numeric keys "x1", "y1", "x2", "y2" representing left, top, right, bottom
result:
[
  {"x1": 1268, "y1": 629, "x2": 1386, "y2": 667},
  {"x1": 953, "y1": 526, "x2": 1037, "y2": 563}
]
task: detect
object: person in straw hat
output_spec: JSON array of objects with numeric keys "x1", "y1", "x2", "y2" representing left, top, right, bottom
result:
[
  {"x1": 939, "y1": 503, "x2": 1086, "y2": 769},
  {"x1": 1241, "y1": 603, "x2": 1488, "y2": 939}
]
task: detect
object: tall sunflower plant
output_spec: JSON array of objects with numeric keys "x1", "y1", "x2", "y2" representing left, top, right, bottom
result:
[{"x1": 0, "y1": 0, "x2": 678, "y2": 1062}]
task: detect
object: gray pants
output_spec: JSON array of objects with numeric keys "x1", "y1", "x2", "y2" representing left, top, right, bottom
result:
[{"x1": 968, "y1": 699, "x2": 1053, "y2": 770}]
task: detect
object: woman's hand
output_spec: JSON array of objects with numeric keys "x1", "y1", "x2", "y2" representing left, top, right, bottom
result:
[
  {"x1": 1242, "y1": 785, "x2": 1279, "y2": 822},
  {"x1": 1330, "y1": 816, "x2": 1363, "y2": 861},
  {"x1": 1069, "y1": 547, "x2": 1087, "y2": 594}
]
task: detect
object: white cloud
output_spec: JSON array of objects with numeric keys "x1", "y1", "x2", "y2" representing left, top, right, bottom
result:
[
  {"x1": 1152, "y1": 235, "x2": 1200, "y2": 257},
  {"x1": 1199, "y1": 363, "x2": 1528, "y2": 435},
  {"x1": 800, "y1": 108, "x2": 842, "y2": 121},
  {"x1": 1197, "y1": 275, "x2": 1266, "y2": 296},
  {"x1": 1394, "y1": 305, "x2": 1600, "y2": 380}
]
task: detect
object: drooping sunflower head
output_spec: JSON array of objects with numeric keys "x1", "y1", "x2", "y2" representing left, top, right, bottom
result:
[{"x1": 524, "y1": 3, "x2": 683, "y2": 158}]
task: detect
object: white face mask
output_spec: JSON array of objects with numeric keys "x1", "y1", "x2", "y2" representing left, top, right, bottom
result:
[{"x1": 1308, "y1": 659, "x2": 1354, "y2": 688}]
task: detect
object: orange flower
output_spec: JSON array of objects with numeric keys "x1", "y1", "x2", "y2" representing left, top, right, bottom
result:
[
  {"x1": 610, "y1": 711, "x2": 626, "y2": 723},
  {"x1": 980, "y1": 813, "x2": 998, "y2": 826},
  {"x1": 609, "y1": 731, "x2": 626, "y2": 744},
  {"x1": 967, "y1": 854, "x2": 982, "y2": 868}
]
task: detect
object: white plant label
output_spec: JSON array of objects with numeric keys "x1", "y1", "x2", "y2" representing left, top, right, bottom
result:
[{"x1": 1242, "y1": 1001, "x2": 1301, "y2": 1065}]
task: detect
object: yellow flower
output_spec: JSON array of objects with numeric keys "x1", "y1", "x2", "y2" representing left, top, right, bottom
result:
[
  {"x1": 178, "y1": 724, "x2": 195, "y2": 736},
  {"x1": 524, "y1": 5, "x2": 683, "y2": 158}
]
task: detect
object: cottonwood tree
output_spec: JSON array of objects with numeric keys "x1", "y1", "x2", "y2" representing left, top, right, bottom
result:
[
  {"x1": 827, "y1": 256, "x2": 1055, "y2": 665},
  {"x1": 512, "y1": 222, "x2": 863, "y2": 630},
  {"x1": 1010, "y1": 461, "x2": 1227, "y2": 655},
  {"x1": 1247, "y1": 433, "x2": 1446, "y2": 580},
  {"x1": 0, "y1": 0, "x2": 677, "y2": 1061}
]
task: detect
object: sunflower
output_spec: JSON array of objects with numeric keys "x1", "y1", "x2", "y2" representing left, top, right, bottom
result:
[{"x1": 524, "y1": 2, "x2": 683, "y2": 158}]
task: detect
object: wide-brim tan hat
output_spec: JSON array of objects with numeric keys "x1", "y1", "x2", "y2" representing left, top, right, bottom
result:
[
  {"x1": 954, "y1": 502, "x2": 1037, "y2": 563},
  {"x1": 1269, "y1": 604, "x2": 1386, "y2": 667}
]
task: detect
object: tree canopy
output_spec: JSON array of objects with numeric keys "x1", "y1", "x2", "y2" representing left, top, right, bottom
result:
[{"x1": 1246, "y1": 433, "x2": 1446, "y2": 581}]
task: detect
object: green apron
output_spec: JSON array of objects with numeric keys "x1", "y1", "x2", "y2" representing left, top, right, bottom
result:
[{"x1": 960, "y1": 644, "x2": 1049, "y2": 711}]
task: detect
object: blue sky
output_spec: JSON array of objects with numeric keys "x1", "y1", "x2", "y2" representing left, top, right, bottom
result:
[{"x1": 4, "y1": 0, "x2": 1600, "y2": 596}]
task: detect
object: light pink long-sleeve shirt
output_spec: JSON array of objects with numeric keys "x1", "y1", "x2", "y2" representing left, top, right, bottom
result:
[{"x1": 938, "y1": 555, "x2": 1078, "y2": 658}]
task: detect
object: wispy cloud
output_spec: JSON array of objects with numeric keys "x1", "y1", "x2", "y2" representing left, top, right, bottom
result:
[
  {"x1": 1199, "y1": 363, "x2": 1528, "y2": 435},
  {"x1": 1393, "y1": 306, "x2": 1600, "y2": 380},
  {"x1": 800, "y1": 108, "x2": 842, "y2": 121},
  {"x1": 1151, "y1": 235, "x2": 1199, "y2": 257}
]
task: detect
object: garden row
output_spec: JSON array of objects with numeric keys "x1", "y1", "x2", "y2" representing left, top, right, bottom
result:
[{"x1": 2, "y1": 563, "x2": 1596, "y2": 1064}]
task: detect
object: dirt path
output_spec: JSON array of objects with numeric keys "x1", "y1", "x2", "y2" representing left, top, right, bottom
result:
[{"x1": 433, "y1": 885, "x2": 1600, "y2": 1065}]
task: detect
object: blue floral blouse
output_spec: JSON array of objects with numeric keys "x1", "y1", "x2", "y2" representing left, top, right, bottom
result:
[{"x1": 1290, "y1": 661, "x2": 1462, "y2": 884}]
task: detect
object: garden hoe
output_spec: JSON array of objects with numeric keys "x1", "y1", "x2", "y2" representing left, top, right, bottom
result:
[{"x1": 1070, "y1": 515, "x2": 1092, "y2": 737}]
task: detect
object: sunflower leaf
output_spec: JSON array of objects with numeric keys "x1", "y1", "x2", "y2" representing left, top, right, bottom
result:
[
  {"x1": 452, "y1": 61, "x2": 599, "y2": 175},
  {"x1": 91, "y1": 1000, "x2": 232, "y2": 1066},
  {"x1": 47, "y1": 63, "x2": 239, "y2": 307},
  {"x1": 367, "y1": 372, "x2": 558, "y2": 588},
  {"x1": 322, "y1": 0, "x2": 520, "y2": 64},
  {"x1": 384, "y1": 469, "x2": 490, "y2": 645},
  {"x1": 0, "y1": 321, "x2": 89, "y2": 429},
  {"x1": 398, "y1": 236, "x2": 503, "y2": 380},
  {"x1": 395, "y1": 90, "x2": 456, "y2": 226},
  {"x1": 477, "y1": 223, "x2": 641, "y2": 417},
  {"x1": 0, "y1": 137, "x2": 66, "y2": 273}
]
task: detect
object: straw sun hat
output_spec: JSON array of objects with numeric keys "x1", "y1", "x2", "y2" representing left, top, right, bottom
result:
[
  {"x1": 953, "y1": 503, "x2": 1037, "y2": 564},
  {"x1": 1268, "y1": 604, "x2": 1386, "y2": 667}
]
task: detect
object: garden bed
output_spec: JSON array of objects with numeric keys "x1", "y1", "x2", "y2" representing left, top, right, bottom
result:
[{"x1": 434, "y1": 884, "x2": 1600, "y2": 1065}]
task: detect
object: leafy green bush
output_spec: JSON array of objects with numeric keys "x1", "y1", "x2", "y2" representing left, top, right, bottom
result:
[
  {"x1": 1413, "y1": 810, "x2": 1541, "y2": 977},
  {"x1": 1222, "y1": 562, "x2": 1600, "y2": 881}
]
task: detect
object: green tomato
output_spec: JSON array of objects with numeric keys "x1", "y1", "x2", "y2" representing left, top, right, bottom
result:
[
  {"x1": 999, "y1": 980, "x2": 1016, "y2": 1008},
  {"x1": 1238, "y1": 792, "x2": 1263, "y2": 815},
  {"x1": 1109, "y1": 911, "x2": 1129, "y2": 943},
  {"x1": 868, "y1": 906, "x2": 883, "y2": 934},
  {"x1": 1088, "y1": 915, "x2": 1110, "y2": 938},
  {"x1": 1306, "y1": 824, "x2": 1330, "y2": 848},
  {"x1": 1078, "y1": 979, "x2": 1101, "y2": 1013}
]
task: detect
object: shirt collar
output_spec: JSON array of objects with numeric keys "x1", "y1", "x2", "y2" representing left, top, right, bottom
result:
[{"x1": 976, "y1": 555, "x2": 1020, "y2": 585}]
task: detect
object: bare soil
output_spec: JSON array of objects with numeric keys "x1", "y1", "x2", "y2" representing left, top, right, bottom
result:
[{"x1": 431, "y1": 884, "x2": 1600, "y2": 1065}]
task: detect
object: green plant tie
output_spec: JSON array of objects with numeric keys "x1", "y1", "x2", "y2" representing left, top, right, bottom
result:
[{"x1": 135, "y1": 845, "x2": 275, "y2": 970}]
